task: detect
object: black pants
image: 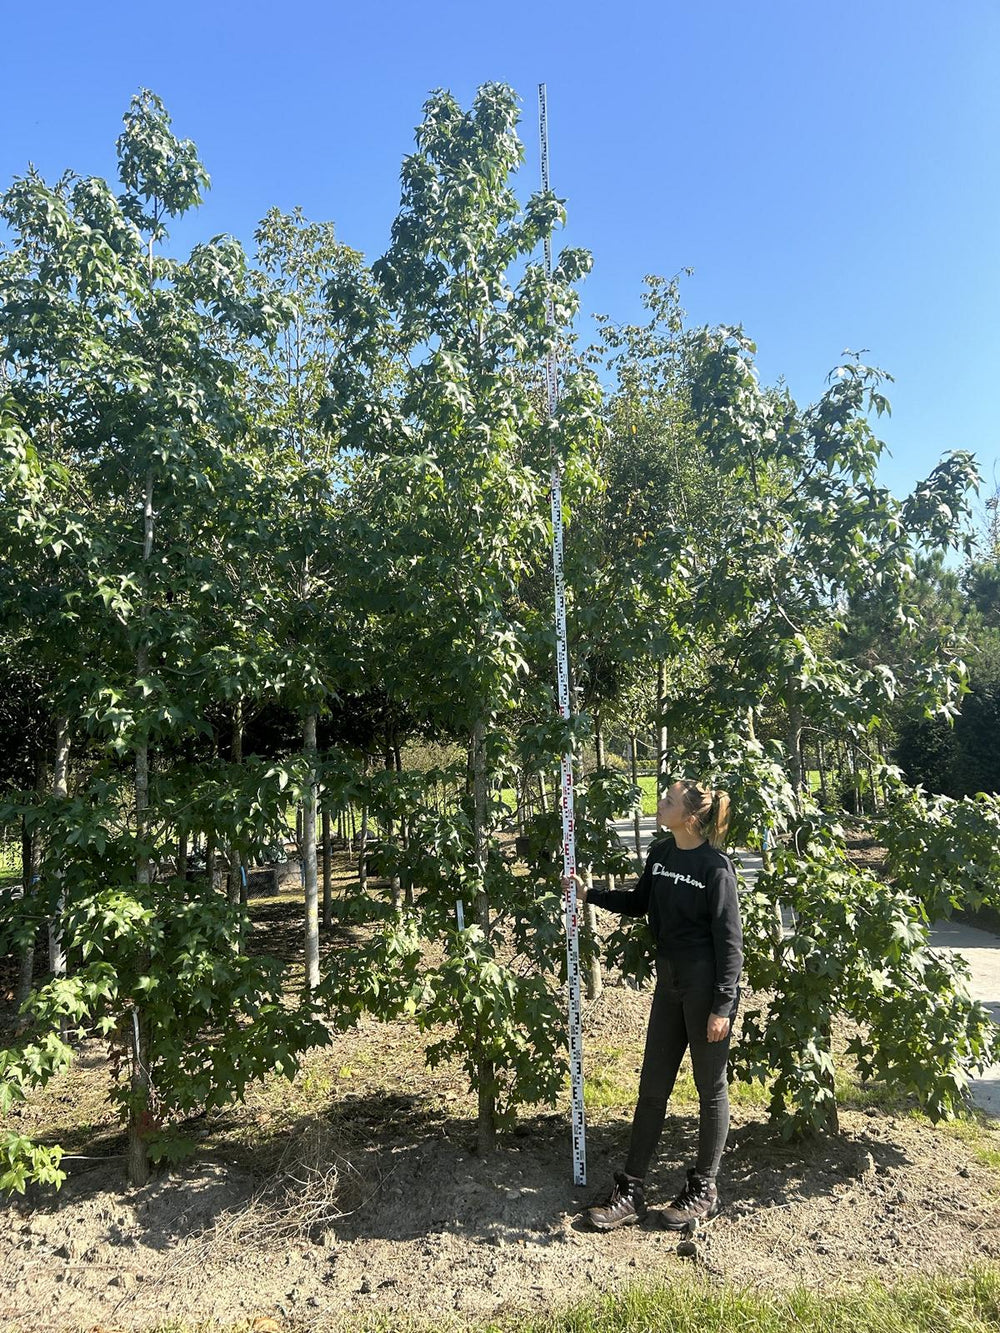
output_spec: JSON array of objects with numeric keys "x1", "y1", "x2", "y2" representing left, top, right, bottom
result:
[{"x1": 624, "y1": 953, "x2": 736, "y2": 1182}]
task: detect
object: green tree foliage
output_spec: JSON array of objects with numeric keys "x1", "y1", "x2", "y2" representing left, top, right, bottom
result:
[
  {"x1": 0, "y1": 92, "x2": 324, "y2": 1189},
  {"x1": 320, "y1": 84, "x2": 608, "y2": 1151},
  {"x1": 591, "y1": 314, "x2": 996, "y2": 1136},
  {"x1": 1, "y1": 84, "x2": 996, "y2": 1189},
  {"x1": 885, "y1": 494, "x2": 1000, "y2": 799}
]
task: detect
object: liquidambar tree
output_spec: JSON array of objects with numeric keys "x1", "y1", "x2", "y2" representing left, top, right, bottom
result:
[
  {"x1": 321, "y1": 85, "x2": 605, "y2": 1152},
  {"x1": 0, "y1": 93, "x2": 325, "y2": 1191}
]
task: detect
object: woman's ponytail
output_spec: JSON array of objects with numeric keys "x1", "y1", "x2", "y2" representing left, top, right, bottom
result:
[
  {"x1": 681, "y1": 782, "x2": 733, "y2": 848},
  {"x1": 706, "y1": 790, "x2": 731, "y2": 848}
]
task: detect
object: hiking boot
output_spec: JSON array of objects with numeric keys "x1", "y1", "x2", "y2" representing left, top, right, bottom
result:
[
  {"x1": 586, "y1": 1171, "x2": 647, "y2": 1231},
  {"x1": 660, "y1": 1169, "x2": 720, "y2": 1231}
]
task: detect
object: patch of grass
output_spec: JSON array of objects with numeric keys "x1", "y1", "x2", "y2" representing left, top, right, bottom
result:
[
  {"x1": 833, "y1": 1073, "x2": 915, "y2": 1115},
  {"x1": 726, "y1": 1074, "x2": 772, "y2": 1109},
  {"x1": 577, "y1": 1044, "x2": 635, "y2": 1111},
  {"x1": 906, "y1": 1107, "x2": 1000, "y2": 1173},
  {"x1": 138, "y1": 1265, "x2": 1000, "y2": 1333},
  {"x1": 499, "y1": 1267, "x2": 1000, "y2": 1333}
]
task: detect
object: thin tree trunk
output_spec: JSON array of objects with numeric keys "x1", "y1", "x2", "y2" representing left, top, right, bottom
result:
[
  {"x1": 471, "y1": 718, "x2": 496, "y2": 1155},
  {"x1": 15, "y1": 812, "x2": 39, "y2": 1026},
  {"x1": 749, "y1": 707, "x2": 783, "y2": 955},
  {"x1": 303, "y1": 712, "x2": 320, "y2": 991},
  {"x1": 582, "y1": 868, "x2": 602, "y2": 1002},
  {"x1": 357, "y1": 759, "x2": 369, "y2": 890},
  {"x1": 656, "y1": 661, "x2": 668, "y2": 796},
  {"x1": 48, "y1": 716, "x2": 70, "y2": 985},
  {"x1": 395, "y1": 745, "x2": 414, "y2": 907},
  {"x1": 177, "y1": 828, "x2": 188, "y2": 883},
  {"x1": 359, "y1": 787, "x2": 369, "y2": 893},
  {"x1": 593, "y1": 712, "x2": 613, "y2": 896},
  {"x1": 817, "y1": 736, "x2": 829, "y2": 809},
  {"x1": 630, "y1": 735, "x2": 643, "y2": 860},
  {"x1": 787, "y1": 705, "x2": 804, "y2": 797},
  {"x1": 384, "y1": 745, "x2": 401, "y2": 910},
  {"x1": 817, "y1": 1019, "x2": 840, "y2": 1135},
  {"x1": 228, "y1": 699, "x2": 244, "y2": 907},
  {"x1": 127, "y1": 1008, "x2": 151, "y2": 1186},
  {"x1": 848, "y1": 743, "x2": 862, "y2": 816},
  {"x1": 834, "y1": 739, "x2": 845, "y2": 812},
  {"x1": 866, "y1": 753, "x2": 878, "y2": 814},
  {"x1": 537, "y1": 770, "x2": 549, "y2": 815},
  {"x1": 322, "y1": 809, "x2": 332, "y2": 928},
  {"x1": 129, "y1": 464, "x2": 155, "y2": 1188},
  {"x1": 48, "y1": 718, "x2": 72, "y2": 1045}
]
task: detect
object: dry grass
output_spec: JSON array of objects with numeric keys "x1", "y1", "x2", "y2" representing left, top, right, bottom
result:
[{"x1": 208, "y1": 1116, "x2": 374, "y2": 1248}]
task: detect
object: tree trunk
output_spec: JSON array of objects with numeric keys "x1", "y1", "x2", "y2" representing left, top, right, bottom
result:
[
  {"x1": 395, "y1": 745, "x2": 414, "y2": 907},
  {"x1": 48, "y1": 716, "x2": 70, "y2": 985},
  {"x1": 593, "y1": 712, "x2": 614, "y2": 897},
  {"x1": 749, "y1": 707, "x2": 783, "y2": 953},
  {"x1": 127, "y1": 1008, "x2": 151, "y2": 1186},
  {"x1": 848, "y1": 743, "x2": 862, "y2": 816},
  {"x1": 582, "y1": 868, "x2": 602, "y2": 1002},
  {"x1": 384, "y1": 745, "x2": 401, "y2": 910},
  {"x1": 817, "y1": 1019, "x2": 840, "y2": 1135},
  {"x1": 227, "y1": 698, "x2": 244, "y2": 908},
  {"x1": 128, "y1": 464, "x2": 155, "y2": 1188},
  {"x1": 177, "y1": 828, "x2": 188, "y2": 883},
  {"x1": 629, "y1": 735, "x2": 643, "y2": 860},
  {"x1": 537, "y1": 770, "x2": 549, "y2": 814},
  {"x1": 866, "y1": 752, "x2": 878, "y2": 814},
  {"x1": 15, "y1": 812, "x2": 39, "y2": 1026},
  {"x1": 322, "y1": 809, "x2": 332, "y2": 928},
  {"x1": 655, "y1": 661, "x2": 669, "y2": 806},
  {"x1": 787, "y1": 705, "x2": 804, "y2": 796},
  {"x1": 358, "y1": 778, "x2": 369, "y2": 893},
  {"x1": 817, "y1": 736, "x2": 829, "y2": 809},
  {"x1": 471, "y1": 718, "x2": 496, "y2": 1155},
  {"x1": 303, "y1": 711, "x2": 320, "y2": 991}
]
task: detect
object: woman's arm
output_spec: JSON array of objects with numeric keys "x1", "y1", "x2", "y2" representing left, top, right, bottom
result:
[
  {"x1": 563, "y1": 854, "x2": 654, "y2": 918},
  {"x1": 706, "y1": 862, "x2": 743, "y2": 1017}
]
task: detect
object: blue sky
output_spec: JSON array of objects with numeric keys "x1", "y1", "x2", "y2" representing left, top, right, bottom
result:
[{"x1": 3, "y1": 0, "x2": 998, "y2": 517}]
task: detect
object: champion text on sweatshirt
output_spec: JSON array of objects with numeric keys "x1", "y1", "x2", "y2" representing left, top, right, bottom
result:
[{"x1": 587, "y1": 835, "x2": 743, "y2": 1017}]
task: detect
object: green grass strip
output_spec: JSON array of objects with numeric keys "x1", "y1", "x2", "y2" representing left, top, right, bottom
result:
[
  {"x1": 138, "y1": 1266, "x2": 1000, "y2": 1333},
  {"x1": 516, "y1": 1267, "x2": 1000, "y2": 1333}
]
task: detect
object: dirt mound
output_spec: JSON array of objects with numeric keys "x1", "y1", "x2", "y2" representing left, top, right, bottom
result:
[{"x1": 2, "y1": 1097, "x2": 999, "y2": 1333}]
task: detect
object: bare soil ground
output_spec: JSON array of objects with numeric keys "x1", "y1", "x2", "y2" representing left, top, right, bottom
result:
[{"x1": 2, "y1": 854, "x2": 1000, "y2": 1333}]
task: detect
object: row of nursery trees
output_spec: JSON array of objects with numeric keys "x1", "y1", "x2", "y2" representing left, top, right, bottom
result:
[{"x1": 1, "y1": 86, "x2": 998, "y2": 1193}]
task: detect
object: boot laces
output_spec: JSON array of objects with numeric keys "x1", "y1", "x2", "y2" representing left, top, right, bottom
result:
[
  {"x1": 606, "y1": 1173, "x2": 637, "y2": 1209},
  {"x1": 674, "y1": 1174, "x2": 709, "y2": 1209}
]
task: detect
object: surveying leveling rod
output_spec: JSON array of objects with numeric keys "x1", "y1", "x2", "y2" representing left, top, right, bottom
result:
[{"x1": 538, "y1": 82, "x2": 587, "y2": 1188}]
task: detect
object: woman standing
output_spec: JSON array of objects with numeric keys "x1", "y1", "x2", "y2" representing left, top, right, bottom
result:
[{"x1": 565, "y1": 779, "x2": 743, "y2": 1231}]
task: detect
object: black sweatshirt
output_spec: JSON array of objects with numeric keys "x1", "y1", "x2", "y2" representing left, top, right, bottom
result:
[{"x1": 588, "y1": 835, "x2": 744, "y2": 1017}]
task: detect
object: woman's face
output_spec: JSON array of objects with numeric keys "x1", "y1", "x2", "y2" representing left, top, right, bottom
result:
[{"x1": 657, "y1": 781, "x2": 693, "y2": 832}]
